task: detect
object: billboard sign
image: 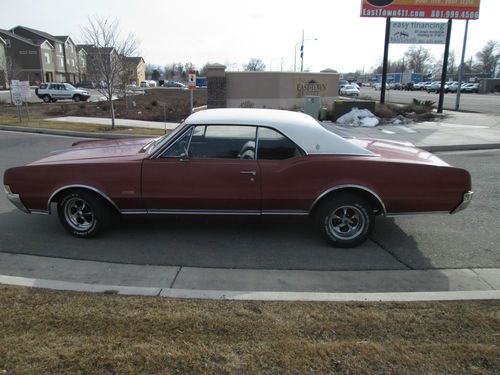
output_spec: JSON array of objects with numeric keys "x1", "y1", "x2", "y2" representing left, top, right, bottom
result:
[
  {"x1": 390, "y1": 21, "x2": 448, "y2": 44},
  {"x1": 361, "y1": 0, "x2": 481, "y2": 20}
]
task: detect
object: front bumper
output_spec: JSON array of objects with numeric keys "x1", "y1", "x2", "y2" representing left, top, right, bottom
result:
[
  {"x1": 4, "y1": 185, "x2": 30, "y2": 213},
  {"x1": 451, "y1": 191, "x2": 474, "y2": 214}
]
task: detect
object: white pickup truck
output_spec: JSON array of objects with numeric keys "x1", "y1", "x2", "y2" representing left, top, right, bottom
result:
[{"x1": 35, "y1": 83, "x2": 91, "y2": 103}]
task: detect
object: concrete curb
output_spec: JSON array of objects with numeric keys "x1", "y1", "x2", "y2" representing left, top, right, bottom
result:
[
  {"x1": 0, "y1": 124, "x2": 151, "y2": 139},
  {"x1": 1, "y1": 124, "x2": 500, "y2": 152},
  {"x1": 1, "y1": 274, "x2": 500, "y2": 302}
]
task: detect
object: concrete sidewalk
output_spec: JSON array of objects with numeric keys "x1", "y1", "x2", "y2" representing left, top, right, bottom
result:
[
  {"x1": 326, "y1": 110, "x2": 500, "y2": 151},
  {"x1": 0, "y1": 253, "x2": 499, "y2": 301}
]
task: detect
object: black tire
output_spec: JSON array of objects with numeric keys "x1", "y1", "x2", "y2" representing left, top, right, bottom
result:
[
  {"x1": 57, "y1": 190, "x2": 110, "y2": 238},
  {"x1": 315, "y1": 193, "x2": 374, "y2": 248},
  {"x1": 73, "y1": 95, "x2": 81, "y2": 102},
  {"x1": 42, "y1": 95, "x2": 51, "y2": 103}
]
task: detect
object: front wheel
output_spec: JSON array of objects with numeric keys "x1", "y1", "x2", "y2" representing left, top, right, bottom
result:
[
  {"x1": 316, "y1": 193, "x2": 374, "y2": 248},
  {"x1": 42, "y1": 95, "x2": 51, "y2": 103},
  {"x1": 73, "y1": 94, "x2": 81, "y2": 102},
  {"x1": 57, "y1": 190, "x2": 109, "y2": 238}
]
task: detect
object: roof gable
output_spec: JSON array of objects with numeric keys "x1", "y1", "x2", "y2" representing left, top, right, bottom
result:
[
  {"x1": 10, "y1": 25, "x2": 57, "y2": 43},
  {"x1": 0, "y1": 29, "x2": 38, "y2": 47}
]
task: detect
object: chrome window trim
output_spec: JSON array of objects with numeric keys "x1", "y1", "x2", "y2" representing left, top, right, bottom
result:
[
  {"x1": 309, "y1": 184, "x2": 387, "y2": 215},
  {"x1": 47, "y1": 184, "x2": 120, "y2": 214},
  {"x1": 150, "y1": 124, "x2": 193, "y2": 159},
  {"x1": 257, "y1": 125, "x2": 307, "y2": 159}
]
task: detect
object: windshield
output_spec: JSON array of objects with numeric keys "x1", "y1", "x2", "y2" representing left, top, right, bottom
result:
[{"x1": 146, "y1": 122, "x2": 187, "y2": 155}]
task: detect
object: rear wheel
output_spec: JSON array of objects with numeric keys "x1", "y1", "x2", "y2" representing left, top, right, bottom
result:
[
  {"x1": 316, "y1": 193, "x2": 374, "y2": 248},
  {"x1": 57, "y1": 190, "x2": 109, "y2": 238}
]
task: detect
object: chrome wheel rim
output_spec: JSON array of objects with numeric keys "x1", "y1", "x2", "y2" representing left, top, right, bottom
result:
[
  {"x1": 64, "y1": 197, "x2": 94, "y2": 231},
  {"x1": 328, "y1": 205, "x2": 365, "y2": 240}
]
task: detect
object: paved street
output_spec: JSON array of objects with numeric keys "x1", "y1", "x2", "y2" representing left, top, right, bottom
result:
[
  {"x1": 359, "y1": 87, "x2": 500, "y2": 116},
  {"x1": 1, "y1": 131, "x2": 498, "y2": 272}
]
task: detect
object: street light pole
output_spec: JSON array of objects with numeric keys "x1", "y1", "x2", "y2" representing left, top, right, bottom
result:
[
  {"x1": 300, "y1": 29, "x2": 305, "y2": 72},
  {"x1": 293, "y1": 32, "x2": 318, "y2": 72}
]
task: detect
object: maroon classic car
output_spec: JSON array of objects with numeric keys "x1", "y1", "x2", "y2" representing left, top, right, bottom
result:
[{"x1": 3, "y1": 108, "x2": 473, "y2": 247}]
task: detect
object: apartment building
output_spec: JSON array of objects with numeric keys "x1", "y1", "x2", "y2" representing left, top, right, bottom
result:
[
  {"x1": 124, "y1": 56, "x2": 145, "y2": 85},
  {"x1": 0, "y1": 29, "x2": 47, "y2": 84},
  {"x1": 10, "y1": 26, "x2": 84, "y2": 83}
]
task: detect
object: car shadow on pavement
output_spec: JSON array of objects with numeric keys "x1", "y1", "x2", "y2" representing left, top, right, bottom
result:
[{"x1": 0, "y1": 210, "x2": 442, "y2": 280}]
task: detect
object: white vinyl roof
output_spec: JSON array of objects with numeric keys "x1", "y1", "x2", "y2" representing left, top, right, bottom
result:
[{"x1": 186, "y1": 108, "x2": 374, "y2": 156}]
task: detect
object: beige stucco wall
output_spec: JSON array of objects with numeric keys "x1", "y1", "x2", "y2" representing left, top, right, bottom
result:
[{"x1": 225, "y1": 71, "x2": 339, "y2": 110}]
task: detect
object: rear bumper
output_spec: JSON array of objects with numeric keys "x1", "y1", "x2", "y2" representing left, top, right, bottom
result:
[
  {"x1": 4, "y1": 185, "x2": 30, "y2": 213},
  {"x1": 451, "y1": 191, "x2": 474, "y2": 214}
]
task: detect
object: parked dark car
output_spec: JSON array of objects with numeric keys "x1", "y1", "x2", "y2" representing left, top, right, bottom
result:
[
  {"x1": 75, "y1": 81, "x2": 96, "y2": 89},
  {"x1": 3, "y1": 109, "x2": 473, "y2": 247}
]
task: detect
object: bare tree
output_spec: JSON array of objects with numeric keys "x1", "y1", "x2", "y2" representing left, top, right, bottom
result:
[
  {"x1": 243, "y1": 58, "x2": 266, "y2": 71},
  {"x1": 447, "y1": 50, "x2": 457, "y2": 78},
  {"x1": 81, "y1": 16, "x2": 139, "y2": 129},
  {"x1": 404, "y1": 46, "x2": 434, "y2": 74},
  {"x1": 475, "y1": 40, "x2": 499, "y2": 77}
]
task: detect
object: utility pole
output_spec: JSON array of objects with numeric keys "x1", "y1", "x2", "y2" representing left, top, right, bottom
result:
[{"x1": 300, "y1": 29, "x2": 305, "y2": 72}]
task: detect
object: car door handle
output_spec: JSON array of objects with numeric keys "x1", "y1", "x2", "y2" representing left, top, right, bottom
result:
[{"x1": 240, "y1": 170, "x2": 257, "y2": 176}]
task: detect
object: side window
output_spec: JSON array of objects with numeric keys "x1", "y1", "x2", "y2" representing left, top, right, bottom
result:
[
  {"x1": 189, "y1": 125, "x2": 257, "y2": 159},
  {"x1": 161, "y1": 128, "x2": 193, "y2": 158},
  {"x1": 257, "y1": 127, "x2": 304, "y2": 160}
]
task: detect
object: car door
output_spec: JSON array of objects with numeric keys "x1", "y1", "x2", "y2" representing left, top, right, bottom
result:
[
  {"x1": 141, "y1": 124, "x2": 261, "y2": 213},
  {"x1": 256, "y1": 127, "x2": 311, "y2": 214}
]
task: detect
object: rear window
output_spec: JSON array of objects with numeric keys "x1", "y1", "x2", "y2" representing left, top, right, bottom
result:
[{"x1": 39, "y1": 83, "x2": 47, "y2": 89}]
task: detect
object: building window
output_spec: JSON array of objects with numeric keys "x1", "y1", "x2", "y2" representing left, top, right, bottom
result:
[
  {"x1": 60, "y1": 57, "x2": 64, "y2": 66},
  {"x1": 58, "y1": 44, "x2": 63, "y2": 53},
  {"x1": 19, "y1": 50, "x2": 27, "y2": 55},
  {"x1": 4, "y1": 39, "x2": 11, "y2": 48},
  {"x1": 44, "y1": 53, "x2": 50, "y2": 64},
  {"x1": 71, "y1": 59, "x2": 75, "y2": 67},
  {"x1": 28, "y1": 50, "x2": 37, "y2": 55}
]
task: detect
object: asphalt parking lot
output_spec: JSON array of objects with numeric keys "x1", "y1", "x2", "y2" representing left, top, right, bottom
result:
[
  {"x1": 1, "y1": 131, "x2": 498, "y2": 272},
  {"x1": 359, "y1": 87, "x2": 500, "y2": 116}
]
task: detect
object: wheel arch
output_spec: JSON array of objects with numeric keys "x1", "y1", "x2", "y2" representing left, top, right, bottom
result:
[
  {"x1": 48, "y1": 185, "x2": 120, "y2": 214},
  {"x1": 309, "y1": 185, "x2": 386, "y2": 217}
]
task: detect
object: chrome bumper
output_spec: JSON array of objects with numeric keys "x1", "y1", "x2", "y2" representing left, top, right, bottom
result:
[
  {"x1": 4, "y1": 185, "x2": 30, "y2": 214},
  {"x1": 451, "y1": 191, "x2": 474, "y2": 214}
]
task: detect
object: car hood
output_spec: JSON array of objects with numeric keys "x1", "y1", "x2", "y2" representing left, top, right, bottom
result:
[
  {"x1": 347, "y1": 138, "x2": 449, "y2": 166},
  {"x1": 29, "y1": 137, "x2": 157, "y2": 165}
]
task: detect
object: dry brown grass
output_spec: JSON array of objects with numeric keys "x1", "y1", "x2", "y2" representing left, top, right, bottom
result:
[
  {"x1": 0, "y1": 285, "x2": 499, "y2": 374},
  {"x1": 0, "y1": 105, "x2": 167, "y2": 136}
]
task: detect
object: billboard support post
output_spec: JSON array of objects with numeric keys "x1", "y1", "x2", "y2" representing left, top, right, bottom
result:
[
  {"x1": 456, "y1": 20, "x2": 469, "y2": 111},
  {"x1": 381, "y1": 17, "x2": 391, "y2": 104},
  {"x1": 438, "y1": 19, "x2": 453, "y2": 114}
]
